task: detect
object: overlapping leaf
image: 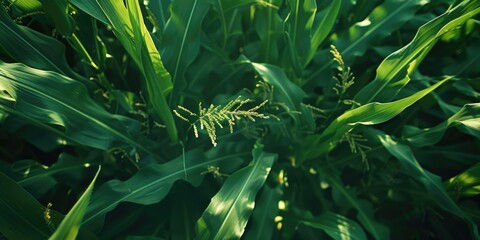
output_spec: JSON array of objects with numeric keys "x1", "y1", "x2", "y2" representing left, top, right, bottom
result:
[
  {"x1": 83, "y1": 143, "x2": 250, "y2": 228},
  {"x1": 50, "y1": 166, "x2": 101, "y2": 240},
  {"x1": 0, "y1": 62, "x2": 150, "y2": 154},
  {"x1": 300, "y1": 77, "x2": 449, "y2": 161},
  {"x1": 354, "y1": 0, "x2": 480, "y2": 104},
  {"x1": 196, "y1": 147, "x2": 277, "y2": 239}
]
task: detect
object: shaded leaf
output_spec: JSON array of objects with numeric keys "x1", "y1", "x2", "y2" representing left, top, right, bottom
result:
[
  {"x1": 243, "y1": 185, "x2": 283, "y2": 240},
  {"x1": 196, "y1": 147, "x2": 277, "y2": 239},
  {"x1": 0, "y1": 62, "x2": 152, "y2": 155},
  {"x1": 49, "y1": 166, "x2": 101, "y2": 240},
  {"x1": 161, "y1": 0, "x2": 210, "y2": 107},
  {"x1": 0, "y1": 8, "x2": 82, "y2": 79},
  {"x1": 325, "y1": 171, "x2": 389, "y2": 240},
  {"x1": 83, "y1": 143, "x2": 249, "y2": 228}
]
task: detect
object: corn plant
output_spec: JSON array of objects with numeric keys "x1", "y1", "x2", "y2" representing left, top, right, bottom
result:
[{"x1": 1, "y1": 0, "x2": 479, "y2": 239}]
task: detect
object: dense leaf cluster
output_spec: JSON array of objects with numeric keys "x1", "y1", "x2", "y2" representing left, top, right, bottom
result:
[{"x1": 0, "y1": 0, "x2": 479, "y2": 239}]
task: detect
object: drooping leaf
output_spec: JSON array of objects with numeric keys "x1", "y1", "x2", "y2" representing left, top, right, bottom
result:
[
  {"x1": 354, "y1": 0, "x2": 480, "y2": 104},
  {"x1": 49, "y1": 166, "x2": 101, "y2": 240},
  {"x1": 404, "y1": 103, "x2": 480, "y2": 147},
  {"x1": 300, "y1": 77, "x2": 450, "y2": 161},
  {"x1": 0, "y1": 62, "x2": 153, "y2": 155},
  {"x1": 300, "y1": 211, "x2": 368, "y2": 240},
  {"x1": 83, "y1": 143, "x2": 249, "y2": 228},
  {"x1": 377, "y1": 131, "x2": 479, "y2": 239},
  {"x1": 196, "y1": 147, "x2": 277, "y2": 240},
  {"x1": 243, "y1": 185, "x2": 283, "y2": 240}
]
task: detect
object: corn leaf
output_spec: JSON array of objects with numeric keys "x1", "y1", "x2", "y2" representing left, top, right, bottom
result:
[
  {"x1": 243, "y1": 185, "x2": 283, "y2": 240},
  {"x1": 300, "y1": 77, "x2": 449, "y2": 161},
  {"x1": 300, "y1": 211, "x2": 368, "y2": 240},
  {"x1": 196, "y1": 147, "x2": 277, "y2": 240},
  {"x1": 161, "y1": 0, "x2": 210, "y2": 107},
  {"x1": 83, "y1": 143, "x2": 249, "y2": 228},
  {"x1": 307, "y1": 0, "x2": 428, "y2": 83},
  {"x1": 49, "y1": 166, "x2": 101, "y2": 240},
  {"x1": 354, "y1": 0, "x2": 480, "y2": 104},
  {"x1": 404, "y1": 103, "x2": 480, "y2": 147},
  {"x1": 446, "y1": 162, "x2": 480, "y2": 197},
  {"x1": 377, "y1": 132, "x2": 479, "y2": 238},
  {"x1": 0, "y1": 9, "x2": 80, "y2": 79},
  {"x1": 0, "y1": 62, "x2": 153, "y2": 155},
  {"x1": 326, "y1": 171, "x2": 389, "y2": 240}
]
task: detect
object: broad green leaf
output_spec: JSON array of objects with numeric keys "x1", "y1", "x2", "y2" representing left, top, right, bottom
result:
[
  {"x1": 354, "y1": 0, "x2": 480, "y2": 104},
  {"x1": 0, "y1": 62, "x2": 154, "y2": 155},
  {"x1": 300, "y1": 77, "x2": 449, "y2": 161},
  {"x1": 404, "y1": 103, "x2": 480, "y2": 147},
  {"x1": 161, "y1": 0, "x2": 210, "y2": 107},
  {"x1": 325, "y1": 171, "x2": 389, "y2": 240},
  {"x1": 247, "y1": 60, "x2": 307, "y2": 124},
  {"x1": 377, "y1": 131, "x2": 479, "y2": 238},
  {"x1": 49, "y1": 166, "x2": 101, "y2": 240},
  {"x1": 305, "y1": 0, "x2": 341, "y2": 65},
  {"x1": 83, "y1": 143, "x2": 249, "y2": 228},
  {"x1": 196, "y1": 147, "x2": 277, "y2": 240},
  {"x1": 0, "y1": 8, "x2": 81, "y2": 79},
  {"x1": 446, "y1": 162, "x2": 480, "y2": 197},
  {"x1": 126, "y1": 0, "x2": 178, "y2": 142},
  {"x1": 40, "y1": 0, "x2": 75, "y2": 36},
  {"x1": 243, "y1": 185, "x2": 283, "y2": 240},
  {"x1": 300, "y1": 211, "x2": 368, "y2": 240},
  {"x1": 307, "y1": 0, "x2": 428, "y2": 84},
  {"x1": 71, "y1": 0, "x2": 177, "y2": 142}
]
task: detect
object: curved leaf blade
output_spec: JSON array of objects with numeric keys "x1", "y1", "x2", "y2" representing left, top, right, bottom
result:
[
  {"x1": 0, "y1": 8, "x2": 80, "y2": 79},
  {"x1": 83, "y1": 143, "x2": 249, "y2": 228},
  {"x1": 161, "y1": 0, "x2": 210, "y2": 106},
  {"x1": 0, "y1": 62, "x2": 151, "y2": 154},
  {"x1": 354, "y1": 0, "x2": 480, "y2": 104},
  {"x1": 49, "y1": 166, "x2": 101, "y2": 240},
  {"x1": 300, "y1": 77, "x2": 450, "y2": 161},
  {"x1": 405, "y1": 103, "x2": 480, "y2": 147},
  {"x1": 196, "y1": 147, "x2": 277, "y2": 240},
  {"x1": 300, "y1": 211, "x2": 368, "y2": 240}
]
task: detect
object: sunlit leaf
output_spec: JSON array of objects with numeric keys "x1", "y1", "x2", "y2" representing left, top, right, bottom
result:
[{"x1": 196, "y1": 147, "x2": 277, "y2": 239}]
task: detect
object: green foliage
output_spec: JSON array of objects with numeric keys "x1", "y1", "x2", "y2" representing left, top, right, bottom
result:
[{"x1": 1, "y1": 0, "x2": 479, "y2": 239}]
